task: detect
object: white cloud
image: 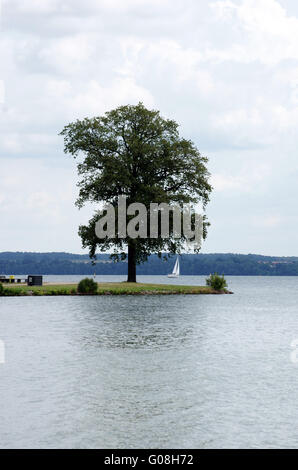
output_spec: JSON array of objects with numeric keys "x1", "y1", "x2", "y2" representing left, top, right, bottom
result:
[
  {"x1": 251, "y1": 214, "x2": 282, "y2": 228},
  {"x1": 211, "y1": 161, "x2": 272, "y2": 193},
  {"x1": 69, "y1": 78, "x2": 155, "y2": 118},
  {"x1": 39, "y1": 34, "x2": 97, "y2": 74},
  {"x1": 211, "y1": 174, "x2": 247, "y2": 192},
  {"x1": 0, "y1": 81, "x2": 5, "y2": 104},
  {"x1": 0, "y1": 157, "x2": 93, "y2": 251},
  {"x1": 4, "y1": 0, "x2": 66, "y2": 14},
  {"x1": 210, "y1": 0, "x2": 298, "y2": 64}
]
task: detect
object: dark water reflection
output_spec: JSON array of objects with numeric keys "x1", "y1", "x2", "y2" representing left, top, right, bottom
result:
[{"x1": 76, "y1": 296, "x2": 205, "y2": 350}]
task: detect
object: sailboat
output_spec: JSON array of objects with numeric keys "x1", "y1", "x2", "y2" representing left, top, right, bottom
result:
[{"x1": 168, "y1": 257, "x2": 180, "y2": 278}]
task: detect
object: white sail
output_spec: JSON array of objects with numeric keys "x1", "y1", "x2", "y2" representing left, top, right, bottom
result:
[
  {"x1": 176, "y1": 258, "x2": 180, "y2": 276},
  {"x1": 168, "y1": 257, "x2": 180, "y2": 277},
  {"x1": 173, "y1": 258, "x2": 179, "y2": 276}
]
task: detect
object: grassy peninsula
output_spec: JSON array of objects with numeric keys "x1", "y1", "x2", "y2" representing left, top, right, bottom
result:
[{"x1": 1, "y1": 282, "x2": 232, "y2": 296}]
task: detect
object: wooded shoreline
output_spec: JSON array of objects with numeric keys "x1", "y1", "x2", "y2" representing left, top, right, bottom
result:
[{"x1": 1, "y1": 252, "x2": 297, "y2": 276}]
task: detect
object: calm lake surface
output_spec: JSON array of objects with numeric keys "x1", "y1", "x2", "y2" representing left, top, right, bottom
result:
[{"x1": 1, "y1": 275, "x2": 298, "y2": 449}]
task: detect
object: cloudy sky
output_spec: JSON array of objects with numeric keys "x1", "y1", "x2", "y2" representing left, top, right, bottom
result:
[{"x1": 1, "y1": 0, "x2": 298, "y2": 255}]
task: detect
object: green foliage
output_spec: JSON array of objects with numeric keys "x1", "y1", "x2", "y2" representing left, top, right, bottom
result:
[
  {"x1": 206, "y1": 273, "x2": 227, "y2": 291},
  {"x1": 32, "y1": 290, "x2": 43, "y2": 296},
  {"x1": 60, "y1": 103, "x2": 212, "y2": 270},
  {"x1": 0, "y1": 283, "x2": 3, "y2": 295},
  {"x1": 45, "y1": 288, "x2": 71, "y2": 296},
  {"x1": 2, "y1": 287, "x2": 25, "y2": 296},
  {"x1": 77, "y1": 278, "x2": 98, "y2": 294},
  {"x1": 59, "y1": 289, "x2": 69, "y2": 295}
]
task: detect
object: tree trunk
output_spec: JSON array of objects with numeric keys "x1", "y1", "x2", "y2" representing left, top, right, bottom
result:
[{"x1": 127, "y1": 242, "x2": 137, "y2": 282}]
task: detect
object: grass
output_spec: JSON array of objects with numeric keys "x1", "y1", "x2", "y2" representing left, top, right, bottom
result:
[{"x1": 1, "y1": 282, "x2": 232, "y2": 296}]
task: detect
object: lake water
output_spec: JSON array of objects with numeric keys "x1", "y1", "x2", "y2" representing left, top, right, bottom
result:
[{"x1": 1, "y1": 275, "x2": 298, "y2": 449}]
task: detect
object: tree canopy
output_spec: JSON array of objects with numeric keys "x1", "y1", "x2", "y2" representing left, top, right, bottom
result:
[{"x1": 60, "y1": 102, "x2": 212, "y2": 281}]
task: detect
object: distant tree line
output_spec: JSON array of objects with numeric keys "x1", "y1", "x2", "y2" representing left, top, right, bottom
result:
[{"x1": 1, "y1": 252, "x2": 298, "y2": 276}]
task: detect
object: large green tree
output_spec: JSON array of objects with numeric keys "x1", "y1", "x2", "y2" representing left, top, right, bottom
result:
[{"x1": 60, "y1": 103, "x2": 212, "y2": 282}]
